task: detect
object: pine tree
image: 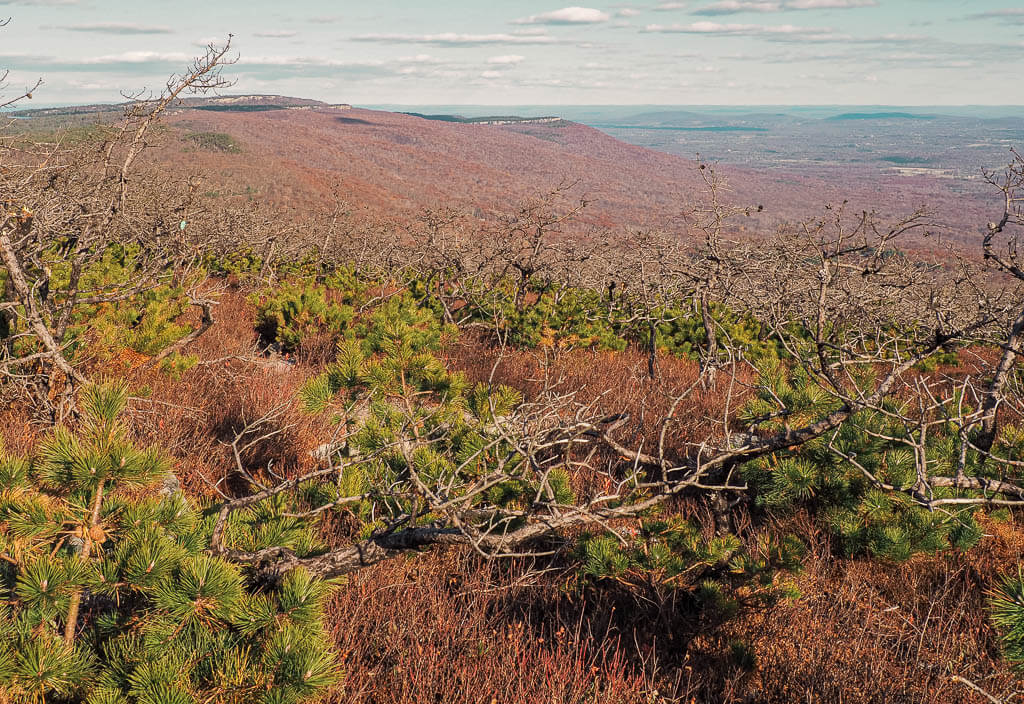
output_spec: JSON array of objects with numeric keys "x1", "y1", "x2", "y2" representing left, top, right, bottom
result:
[
  {"x1": 0, "y1": 382, "x2": 339, "y2": 703},
  {"x1": 740, "y1": 360, "x2": 984, "y2": 561},
  {"x1": 990, "y1": 570, "x2": 1024, "y2": 671}
]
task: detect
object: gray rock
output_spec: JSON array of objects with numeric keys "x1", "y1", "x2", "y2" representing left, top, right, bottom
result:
[{"x1": 159, "y1": 473, "x2": 182, "y2": 497}]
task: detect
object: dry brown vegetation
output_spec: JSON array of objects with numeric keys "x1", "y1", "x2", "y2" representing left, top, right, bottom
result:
[
  {"x1": 4, "y1": 293, "x2": 1023, "y2": 702},
  {"x1": 135, "y1": 103, "x2": 993, "y2": 250},
  {"x1": 6, "y1": 43, "x2": 1024, "y2": 704}
]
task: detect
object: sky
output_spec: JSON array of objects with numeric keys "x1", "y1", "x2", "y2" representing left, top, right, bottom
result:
[{"x1": 0, "y1": 0, "x2": 1022, "y2": 106}]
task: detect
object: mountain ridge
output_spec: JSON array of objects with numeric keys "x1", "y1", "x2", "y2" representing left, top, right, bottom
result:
[
  {"x1": 153, "y1": 102, "x2": 991, "y2": 247},
  {"x1": 10, "y1": 95, "x2": 994, "y2": 247}
]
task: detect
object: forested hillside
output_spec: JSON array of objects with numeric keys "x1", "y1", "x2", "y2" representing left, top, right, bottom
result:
[{"x1": 145, "y1": 99, "x2": 993, "y2": 249}]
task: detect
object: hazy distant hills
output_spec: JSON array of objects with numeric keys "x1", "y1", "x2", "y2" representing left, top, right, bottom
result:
[
  {"x1": 154, "y1": 104, "x2": 715, "y2": 233},
  {"x1": 152, "y1": 99, "x2": 1005, "y2": 247},
  {"x1": 10, "y1": 94, "x2": 338, "y2": 119},
  {"x1": 11, "y1": 95, "x2": 1012, "y2": 248},
  {"x1": 401, "y1": 113, "x2": 565, "y2": 126},
  {"x1": 597, "y1": 110, "x2": 795, "y2": 129},
  {"x1": 826, "y1": 112, "x2": 934, "y2": 121}
]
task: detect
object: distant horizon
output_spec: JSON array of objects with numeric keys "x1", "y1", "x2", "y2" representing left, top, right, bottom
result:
[
  {"x1": 10, "y1": 96, "x2": 1024, "y2": 113},
  {"x1": 369, "y1": 104, "x2": 1024, "y2": 123},
  {"x1": 9, "y1": 98, "x2": 1022, "y2": 127},
  {"x1": 366, "y1": 103, "x2": 1024, "y2": 113}
]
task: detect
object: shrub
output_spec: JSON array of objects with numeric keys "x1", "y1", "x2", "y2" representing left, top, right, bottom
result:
[
  {"x1": 85, "y1": 285, "x2": 193, "y2": 358},
  {"x1": 299, "y1": 292, "x2": 536, "y2": 532},
  {"x1": 252, "y1": 283, "x2": 355, "y2": 353},
  {"x1": 741, "y1": 361, "x2": 984, "y2": 560},
  {"x1": 575, "y1": 518, "x2": 804, "y2": 608},
  {"x1": 184, "y1": 131, "x2": 242, "y2": 153},
  {"x1": 653, "y1": 300, "x2": 780, "y2": 363},
  {"x1": 506, "y1": 286, "x2": 626, "y2": 352},
  {"x1": 990, "y1": 570, "x2": 1024, "y2": 671},
  {"x1": 203, "y1": 248, "x2": 264, "y2": 277},
  {"x1": 1, "y1": 242, "x2": 203, "y2": 373},
  {"x1": 0, "y1": 382, "x2": 339, "y2": 703}
]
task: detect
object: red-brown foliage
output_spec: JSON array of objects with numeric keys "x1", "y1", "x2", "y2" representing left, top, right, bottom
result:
[
  {"x1": 697, "y1": 515, "x2": 1024, "y2": 704},
  {"x1": 146, "y1": 106, "x2": 989, "y2": 250},
  {"x1": 445, "y1": 330, "x2": 756, "y2": 462},
  {"x1": 327, "y1": 551, "x2": 651, "y2": 704},
  {"x1": 3, "y1": 288, "x2": 1022, "y2": 703}
]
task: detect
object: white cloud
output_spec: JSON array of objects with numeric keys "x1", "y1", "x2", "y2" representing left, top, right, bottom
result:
[
  {"x1": 654, "y1": 2, "x2": 687, "y2": 9},
  {"x1": 242, "y1": 56, "x2": 384, "y2": 68},
  {"x1": 192, "y1": 36, "x2": 225, "y2": 48},
  {"x1": 786, "y1": 0, "x2": 876, "y2": 7},
  {"x1": 824, "y1": 33, "x2": 926, "y2": 44},
  {"x1": 481, "y1": 70, "x2": 503, "y2": 79},
  {"x1": 617, "y1": 8, "x2": 642, "y2": 16},
  {"x1": 513, "y1": 76, "x2": 609, "y2": 89},
  {"x1": 969, "y1": 8, "x2": 1024, "y2": 17},
  {"x1": 0, "y1": 0, "x2": 78, "y2": 5},
  {"x1": 66, "y1": 78, "x2": 122, "y2": 90},
  {"x1": 694, "y1": 1, "x2": 780, "y2": 14},
  {"x1": 226, "y1": 55, "x2": 405, "y2": 79},
  {"x1": 643, "y1": 20, "x2": 919, "y2": 43},
  {"x1": 693, "y1": 0, "x2": 875, "y2": 12},
  {"x1": 644, "y1": 21, "x2": 830, "y2": 35},
  {"x1": 352, "y1": 32, "x2": 560, "y2": 45},
  {"x1": 867, "y1": 33, "x2": 925, "y2": 42},
  {"x1": 967, "y1": 8, "x2": 1024, "y2": 23},
  {"x1": 253, "y1": 30, "x2": 298, "y2": 39},
  {"x1": 55, "y1": 22, "x2": 174, "y2": 34},
  {"x1": 400, "y1": 54, "x2": 441, "y2": 64},
  {"x1": 512, "y1": 7, "x2": 610, "y2": 24},
  {"x1": 82, "y1": 51, "x2": 192, "y2": 64},
  {"x1": 487, "y1": 54, "x2": 526, "y2": 64}
]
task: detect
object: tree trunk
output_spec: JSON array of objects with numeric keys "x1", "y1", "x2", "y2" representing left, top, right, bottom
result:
[{"x1": 64, "y1": 480, "x2": 104, "y2": 645}]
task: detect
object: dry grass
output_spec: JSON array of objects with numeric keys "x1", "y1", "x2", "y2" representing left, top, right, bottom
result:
[
  {"x1": 327, "y1": 550, "x2": 652, "y2": 704},
  {"x1": 444, "y1": 330, "x2": 757, "y2": 464},
  {"x1": 664, "y1": 513, "x2": 1024, "y2": 703},
  {"x1": 2, "y1": 289, "x2": 1023, "y2": 703},
  {"x1": 320, "y1": 518, "x2": 1024, "y2": 703}
]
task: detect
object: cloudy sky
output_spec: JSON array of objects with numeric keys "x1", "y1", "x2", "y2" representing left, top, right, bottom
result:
[{"x1": 0, "y1": 0, "x2": 1021, "y2": 106}]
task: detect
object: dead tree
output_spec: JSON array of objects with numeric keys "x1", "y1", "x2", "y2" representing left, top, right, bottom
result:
[
  {"x1": 200, "y1": 152, "x2": 1024, "y2": 581},
  {"x1": 0, "y1": 40, "x2": 235, "y2": 420}
]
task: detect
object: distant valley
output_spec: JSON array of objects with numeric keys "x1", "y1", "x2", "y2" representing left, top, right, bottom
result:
[
  {"x1": 368, "y1": 103, "x2": 1024, "y2": 248},
  {"x1": 10, "y1": 97, "x2": 1020, "y2": 250}
]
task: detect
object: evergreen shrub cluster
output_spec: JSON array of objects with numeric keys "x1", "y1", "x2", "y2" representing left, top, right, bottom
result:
[{"x1": 0, "y1": 383, "x2": 339, "y2": 703}]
